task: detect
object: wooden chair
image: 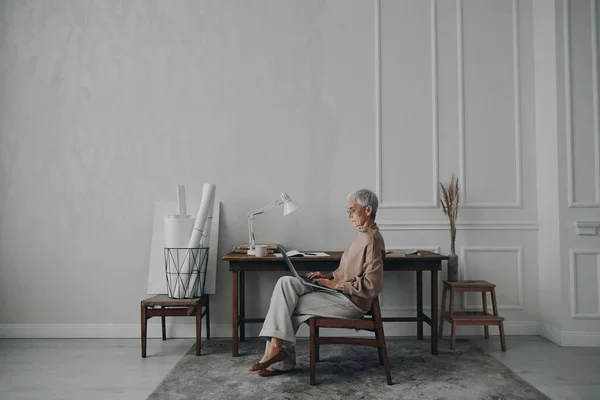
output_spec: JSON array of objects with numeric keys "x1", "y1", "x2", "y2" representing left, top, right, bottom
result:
[
  {"x1": 308, "y1": 296, "x2": 392, "y2": 385},
  {"x1": 140, "y1": 294, "x2": 210, "y2": 358},
  {"x1": 439, "y1": 280, "x2": 506, "y2": 351}
]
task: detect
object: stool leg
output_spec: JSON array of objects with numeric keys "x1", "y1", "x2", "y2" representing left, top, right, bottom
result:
[
  {"x1": 310, "y1": 319, "x2": 316, "y2": 385},
  {"x1": 161, "y1": 309, "x2": 167, "y2": 341},
  {"x1": 205, "y1": 296, "x2": 210, "y2": 340},
  {"x1": 141, "y1": 304, "x2": 147, "y2": 358},
  {"x1": 499, "y1": 321, "x2": 507, "y2": 351},
  {"x1": 491, "y1": 287, "x2": 505, "y2": 351},
  {"x1": 449, "y1": 289, "x2": 456, "y2": 349},
  {"x1": 196, "y1": 305, "x2": 202, "y2": 356},
  {"x1": 439, "y1": 285, "x2": 448, "y2": 338},
  {"x1": 491, "y1": 288, "x2": 499, "y2": 316},
  {"x1": 482, "y1": 292, "x2": 489, "y2": 339}
]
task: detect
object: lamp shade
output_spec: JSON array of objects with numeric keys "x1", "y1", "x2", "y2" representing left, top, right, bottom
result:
[{"x1": 280, "y1": 192, "x2": 299, "y2": 216}]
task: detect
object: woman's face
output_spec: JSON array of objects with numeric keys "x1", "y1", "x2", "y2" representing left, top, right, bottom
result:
[{"x1": 347, "y1": 199, "x2": 373, "y2": 228}]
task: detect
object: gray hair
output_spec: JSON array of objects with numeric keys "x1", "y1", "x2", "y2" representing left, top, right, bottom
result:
[{"x1": 347, "y1": 188, "x2": 379, "y2": 219}]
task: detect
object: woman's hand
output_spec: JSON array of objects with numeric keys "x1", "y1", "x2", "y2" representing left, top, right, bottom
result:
[
  {"x1": 306, "y1": 271, "x2": 328, "y2": 280},
  {"x1": 313, "y1": 278, "x2": 344, "y2": 291}
]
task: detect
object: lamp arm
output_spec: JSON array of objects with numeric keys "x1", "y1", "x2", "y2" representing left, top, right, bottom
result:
[
  {"x1": 248, "y1": 216, "x2": 256, "y2": 249},
  {"x1": 246, "y1": 197, "x2": 285, "y2": 250},
  {"x1": 247, "y1": 199, "x2": 283, "y2": 218}
]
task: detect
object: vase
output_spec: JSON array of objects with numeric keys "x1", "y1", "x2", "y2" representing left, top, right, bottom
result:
[{"x1": 447, "y1": 252, "x2": 459, "y2": 282}]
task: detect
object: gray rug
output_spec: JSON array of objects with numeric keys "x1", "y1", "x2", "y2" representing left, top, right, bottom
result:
[{"x1": 147, "y1": 338, "x2": 549, "y2": 400}]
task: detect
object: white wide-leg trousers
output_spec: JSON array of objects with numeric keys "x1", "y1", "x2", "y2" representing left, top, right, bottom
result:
[{"x1": 258, "y1": 276, "x2": 366, "y2": 371}]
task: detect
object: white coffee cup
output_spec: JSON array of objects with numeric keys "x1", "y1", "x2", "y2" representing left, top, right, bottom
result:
[{"x1": 254, "y1": 245, "x2": 268, "y2": 257}]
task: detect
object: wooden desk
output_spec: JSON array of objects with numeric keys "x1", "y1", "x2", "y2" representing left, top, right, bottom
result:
[{"x1": 222, "y1": 250, "x2": 448, "y2": 357}]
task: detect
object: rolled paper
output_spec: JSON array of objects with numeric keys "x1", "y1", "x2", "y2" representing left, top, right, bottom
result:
[
  {"x1": 177, "y1": 185, "x2": 187, "y2": 217},
  {"x1": 180, "y1": 183, "x2": 216, "y2": 297},
  {"x1": 187, "y1": 196, "x2": 215, "y2": 297},
  {"x1": 164, "y1": 216, "x2": 196, "y2": 248},
  {"x1": 187, "y1": 183, "x2": 217, "y2": 248}
]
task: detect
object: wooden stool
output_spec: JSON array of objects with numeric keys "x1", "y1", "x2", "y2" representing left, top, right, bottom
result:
[
  {"x1": 439, "y1": 280, "x2": 506, "y2": 351},
  {"x1": 308, "y1": 296, "x2": 392, "y2": 385},
  {"x1": 140, "y1": 294, "x2": 210, "y2": 358}
]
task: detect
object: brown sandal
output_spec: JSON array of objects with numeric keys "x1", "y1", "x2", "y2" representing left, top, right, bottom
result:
[
  {"x1": 249, "y1": 348, "x2": 287, "y2": 371},
  {"x1": 257, "y1": 368, "x2": 287, "y2": 377}
]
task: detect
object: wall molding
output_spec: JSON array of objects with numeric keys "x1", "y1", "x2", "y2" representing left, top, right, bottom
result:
[
  {"x1": 574, "y1": 221, "x2": 600, "y2": 235},
  {"x1": 593, "y1": 0, "x2": 600, "y2": 203},
  {"x1": 457, "y1": 0, "x2": 523, "y2": 208},
  {"x1": 378, "y1": 221, "x2": 538, "y2": 231},
  {"x1": 375, "y1": 0, "x2": 439, "y2": 209},
  {"x1": 569, "y1": 249, "x2": 600, "y2": 319},
  {"x1": 564, "y1": 0, "x2": 600, "y2": 208},
  {"x1": 460, "y1": 246, "x2": 524, "y2": 311}
]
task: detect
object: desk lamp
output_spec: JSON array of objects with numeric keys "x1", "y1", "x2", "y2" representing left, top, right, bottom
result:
[{"x1": 246, "y1": 192, "x2": 299, "y2": 255}]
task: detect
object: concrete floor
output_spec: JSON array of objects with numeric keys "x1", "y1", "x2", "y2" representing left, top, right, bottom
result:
[{"x1": 0, "y1": 336, "x2": 598, "y2": 400}]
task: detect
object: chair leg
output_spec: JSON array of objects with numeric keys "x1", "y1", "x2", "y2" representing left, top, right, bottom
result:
[
  {"x1": 161, "y1": 312, "x2": 167, "y2": 341},
  {"x1": 372, "y1": 298, "x2": 392, "y2": 385},
  {"x1": 377, "y1": 325, "x2": 392, "y2": 385},
  {"x1": 374, "y1": 325, "x2": 384, "y2": 366},
  {"x1": 141, "y1": 304, "x2": 147, "y2": 358},
  {"x1": 499, "y1": 322, "x2": 507, "y2": 351},
  {"x1": 309, "y1": 319, "x2": 316, "y2": 385},
  {"x1": 205, "y1": 296, "x2": 210, "y2": 340},
  {"x1": 195, "y1": 305, "x2": 202, "y2": 356},
  {"x1": 482, "y1": 292, "x2": 489, "y2": 339},
  {"x1": 439, "y1": 285, "x2": 448, "y2": 338},
  {"x1": 451, "y1": 321, "x2": 457, "y2": 350},
  {"x1": 315, "y1": 327, "x2": 320, "y2": 362}
]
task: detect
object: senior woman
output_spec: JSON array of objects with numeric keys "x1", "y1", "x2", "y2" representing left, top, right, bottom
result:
[{"x1": 250, "y1": 188, "x2": 386, "y2": 377}]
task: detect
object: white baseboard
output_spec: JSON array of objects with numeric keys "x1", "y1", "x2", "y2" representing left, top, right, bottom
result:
[
  {"x1": 0, "y1": 323, "x2": 232, "y2": 339},
  {"x1": 540, "y1": 323, "x2": 600, "y2": 347},
  {"x1": 0, "y1": 320, "x2": 539, "y2": 339},
  {"x1": 4, "y1": 321, "x2": 597, "y2": 347},
  {"x1": 539, "y1": 322, "x2": 562, "y2": 345}
]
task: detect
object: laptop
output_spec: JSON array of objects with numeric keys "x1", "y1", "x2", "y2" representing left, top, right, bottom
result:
[{"x1": 278, "y1": 247, "x2": 341, "y2": 293}]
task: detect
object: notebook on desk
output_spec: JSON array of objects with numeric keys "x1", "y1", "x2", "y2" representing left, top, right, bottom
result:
[{"x1": 278, "y1": 246, "x2": 341, "y2": 293}]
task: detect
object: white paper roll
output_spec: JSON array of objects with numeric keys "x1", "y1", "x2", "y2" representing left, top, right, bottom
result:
[
  {"x1": 180, "y1": 183, "x2": 217, "y2": 297},
  {"x1": 187, "y1": 183, "x2": 217, "y2": 248},
  {"x1": 164, "y1": 216, "x2": 196, "y2": 248},
  {"x1": 187, "y1": 195, "x2": 216, "y2": 297},
  {"x1": 177, "y1": 185, "x2": 187, "y2": 217}
]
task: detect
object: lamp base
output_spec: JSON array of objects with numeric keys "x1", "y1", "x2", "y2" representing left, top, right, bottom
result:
[{"x1": 246, "y1": 248, "x2": 256, "y2": 255}]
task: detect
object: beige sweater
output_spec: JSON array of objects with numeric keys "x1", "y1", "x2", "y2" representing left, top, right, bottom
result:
[{"x1": 332, "y1": 223, "x2": 385, "y2": 312}]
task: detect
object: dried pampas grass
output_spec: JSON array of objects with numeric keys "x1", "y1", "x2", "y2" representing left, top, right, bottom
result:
[{"x1": 440, "y1": 175, "x2": 460, "y2": 253}]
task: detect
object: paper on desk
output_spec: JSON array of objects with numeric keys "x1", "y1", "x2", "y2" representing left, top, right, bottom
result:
[{"x1": 274, "y1": 251, "x2": 330, "y2": 258}]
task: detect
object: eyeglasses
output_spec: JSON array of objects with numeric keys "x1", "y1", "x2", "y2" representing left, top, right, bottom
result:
[{"x1": 346, "y1": 207, "x2": 357, "y2": 214}]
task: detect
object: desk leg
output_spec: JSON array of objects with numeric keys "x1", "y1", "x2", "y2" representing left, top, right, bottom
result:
[
  {"x1": 232, "y1": 270, "x2": 239, "y2": 357},
  {"x1": 416, "y1": 271, "x2": 423, "y2": 340},
  {"x1": 431, "y1": 268, "x2": 439, "y2": 355},
  {"x1": 240, "y1": 271, "x2": 245, "y2": 342}
]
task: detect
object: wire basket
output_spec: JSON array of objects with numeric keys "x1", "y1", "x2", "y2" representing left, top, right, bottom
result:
[{"x1": 164, "y1": 247, "x2": 209, "y2": 299}]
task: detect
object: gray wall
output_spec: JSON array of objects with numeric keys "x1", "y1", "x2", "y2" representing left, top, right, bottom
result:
[{"x1": 0, "y1": 0, "x2": 597, "y2": 344}]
